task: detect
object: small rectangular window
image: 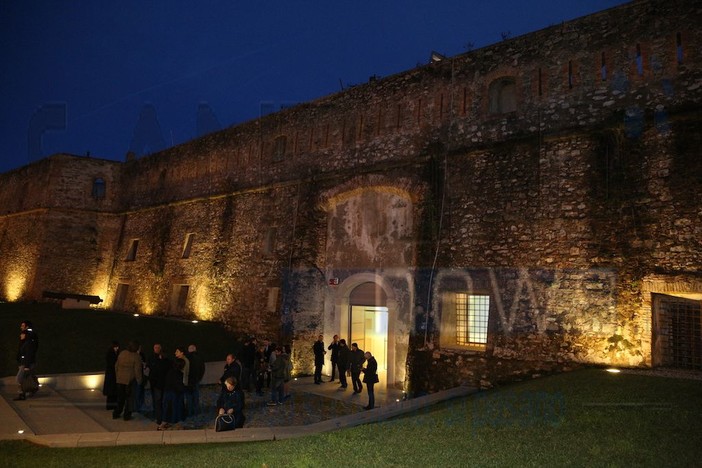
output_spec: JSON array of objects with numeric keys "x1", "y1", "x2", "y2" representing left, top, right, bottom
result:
[
  {"x1": 676, "y1": 32, "x2": 683, "y2": 64},
  {"x1": 126, "y1": 239, "x2": 139, "y2": 261},
  {"x1": 601, "y1": 52, "x2": 607, "y2": 81},
  {"x1": 455, "y1": 293, "x2": 490, "y2": 346},
  {"x1": 92, "y1": 178, "x2": 106, "y2": 199},
  {"x1": 182, "y1": 233, "x2": 194, "y2": 259},
  {"x1": 635, "y1": 44, "x2": 644, "y2": 76},
  {"x1": 263, "y1": 227, "x2": 277, "y2": 256}
]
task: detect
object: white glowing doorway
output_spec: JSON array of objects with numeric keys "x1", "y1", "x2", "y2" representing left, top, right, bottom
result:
[{"x1": 350, "y1": 305, "x2": 388, "y2": 385}]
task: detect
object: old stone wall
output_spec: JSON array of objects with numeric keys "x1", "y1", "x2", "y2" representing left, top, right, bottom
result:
[{"x1": 0, "y1": 0, "x2": 700, "y2": 388}]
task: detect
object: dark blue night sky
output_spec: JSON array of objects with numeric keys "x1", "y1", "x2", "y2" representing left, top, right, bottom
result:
[{"x1": 0, "y1": 1, "x2": 627, "y2": 174}]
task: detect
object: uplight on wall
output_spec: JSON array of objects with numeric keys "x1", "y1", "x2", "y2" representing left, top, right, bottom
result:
[{"x1": 605, "y1": 368, "x2": 621, "y2": 374}]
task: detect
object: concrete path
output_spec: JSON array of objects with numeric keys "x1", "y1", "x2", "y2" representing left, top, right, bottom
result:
[{"x1": 0, "y1": 375, "x2": 477, "y2": 448}]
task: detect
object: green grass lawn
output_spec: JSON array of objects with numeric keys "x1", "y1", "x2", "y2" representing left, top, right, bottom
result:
[
  {"x1": 0, "y1": 302, "x2": 240, "y2": 377},
  {"x1": 1, "y1": 368, "x2": 701, "y2": 467}
]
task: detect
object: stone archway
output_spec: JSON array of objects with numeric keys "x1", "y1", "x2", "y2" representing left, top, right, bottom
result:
[{"x1": 330, "y1": 272, "x2": 401, "y2": 388}]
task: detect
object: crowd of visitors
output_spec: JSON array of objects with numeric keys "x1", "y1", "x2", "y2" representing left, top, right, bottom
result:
[
  {"x1": 313, "y1": 335, "x2": 378, "y2": 410},
  {"x1": 14, "y1": 323, "x2": 379, "y2": 432}
]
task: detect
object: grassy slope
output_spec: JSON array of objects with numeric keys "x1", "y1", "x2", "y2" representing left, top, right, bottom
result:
[
  {"x1": 0, "y1": 302, "x2": 239, "y2": 377},
  {"x1": 1, "y1": 369, "x2": 701, "y2": 467}
]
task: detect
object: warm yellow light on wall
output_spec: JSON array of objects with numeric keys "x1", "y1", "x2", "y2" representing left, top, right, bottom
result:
[
  {"x1": 89, "y1": 277, "x2": 110, "y2": 309},
  {"x1": 194, "y1": 284, "x2": 215, "y2": 321},
  {"x1": 137, "y1": 288, "x2": 156, "y2": 315},
  {"x1": 81, "y1": 374, "x2": 103, "y2": 389},
  {"x1": 5, "y1": 270, "x2": 28, "y2": 301}
]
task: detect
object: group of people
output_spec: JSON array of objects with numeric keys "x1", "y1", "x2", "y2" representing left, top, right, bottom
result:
[
  {"x1": 103, "y1": 341, "x2": 206, "y2": 430},
  {"x1": 315, "y1": 334, "x2": 379, "y2": 410},
  {"x1": 218, "y1": 338, "x2": 293, "y2": 409},
  {"x1": 17, "y1": 326, "x2": 380, "y2": 432}
]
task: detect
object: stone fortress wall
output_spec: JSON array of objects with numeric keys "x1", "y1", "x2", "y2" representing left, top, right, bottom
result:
[{"x1": 1, "y1": 0, "x2": 700, "y2": 389}]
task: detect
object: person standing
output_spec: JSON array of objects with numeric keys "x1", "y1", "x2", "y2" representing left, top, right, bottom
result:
[
  {"x1": 174, "y1": 346, "x2": 190, "y2": 417},
  {"x1": 240, "y1": 337, "x2": 256, "y2": 392},
  {"x1": 312, "y1": 335, "x2": 326, "y2": 384},
  {"x1": 267, "y1": 347, "x2": 285, "y2": 406},
  {"x1": 187, "y1": 344, "x2": 206, "y2": 416},
  {"x1": 113, "y1": 340, "x2": 143, "y2": 421},
  {"x1": 146, "y1": 343, "x2": 170, "y2": 429},
  {"x1": 134, "y1": 344, "x2": 147, "y2": 412},
  {"x1": 254, "y1": 345, "x2": 267, "y2": 396},
  {"x1": 160, "y1": 358, "x2": 186, "y2": 429},
  {"x1": 349, "y1": 343, "x2": 365, "y2": 394},
  {"x1": 14, "y1": 321, "x2": 39, "y2": 401},
  {"x1": 327, "y1": 335, "x2": 339, "y2": 382},
  {"x1": 102, "y1": 341, "x2": 120, "y2": 410},
  {"x1": 361, "y1": 351, "x2": 378, "y2": 410},
  {"x1": 337, "y1": 339, "x2": 350, "y2": 389},
  {"x1": 220, "y1": 353, "x2": 242, "y2": 391},
  {"x1": 282, "y1": 345, "x2": 293, "y2": 399}
]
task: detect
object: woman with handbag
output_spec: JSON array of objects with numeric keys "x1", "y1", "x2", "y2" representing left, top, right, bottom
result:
[
  {"x1": 361, "y1": 351, "x2": 379, "y2": 410},
  {"x1": 215, "y1": 377, "x2": 245, "y2": 431}
]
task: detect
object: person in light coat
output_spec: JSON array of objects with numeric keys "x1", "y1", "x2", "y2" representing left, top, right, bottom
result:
[{"x1": 113, "y1": 340, "x2": 143, "y2": 421}]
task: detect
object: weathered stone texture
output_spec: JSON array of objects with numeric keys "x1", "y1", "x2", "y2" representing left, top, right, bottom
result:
[{"x1": 0, "y1": 0, "x2": 700, "y2": 389}]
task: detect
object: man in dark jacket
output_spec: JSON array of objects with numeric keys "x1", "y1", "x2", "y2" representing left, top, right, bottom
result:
[
  {"x1": 312, "y1": 335, "x2": 326, "y2": 384},
  {"x1": 186, "y1": 344, "x2": 206, "y2": 416},
  {"x1": 220, "y1": 353, "x2": 242, "y2": 391},
  {"x1": 349, "y1": 342, "x2": 365, "y2": 394},
  {"x1": 337, "y1": 339, "x2": 350, "y2": 389},
  {"x1": 267, "y1": 347, "x2": 286, "y2": 405},
  {"x1": 327, "y1": 335, "x2": 340, "y2": 382},
  {"x1": 15, "y1": 321, "x2": 39, "y2": 400},
  {"x1": 146, "y1": 343, "x2": 171, "y2": 427},
  {"x1": 240, "y1": 337, "x2": 256, "y2": 392}
]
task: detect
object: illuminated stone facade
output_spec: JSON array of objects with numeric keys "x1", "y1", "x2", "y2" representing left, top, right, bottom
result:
[{"x1": 1, "y1": 0, "x2": 700, "y2": 390}]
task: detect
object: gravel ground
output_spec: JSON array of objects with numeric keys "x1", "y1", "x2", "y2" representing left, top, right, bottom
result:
[{"x1": 140, "y1": 384, "x2": 363, "y2": 430}]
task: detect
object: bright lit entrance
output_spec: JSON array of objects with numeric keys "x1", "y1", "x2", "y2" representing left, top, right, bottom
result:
[{"x1": 350, "y1": 305, "x2": 388, "y2": 385}]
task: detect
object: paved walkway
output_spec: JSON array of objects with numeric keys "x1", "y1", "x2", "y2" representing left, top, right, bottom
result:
[{"x1": 0, "y1": 376, "x2": 477, "y2": 448}]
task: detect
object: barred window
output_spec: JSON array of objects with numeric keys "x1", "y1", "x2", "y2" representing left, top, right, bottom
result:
[
  {"x1": 455, "y1": 293, "x2": 489, "y2": 346},
  {"x1": 440, "y1": 292, "x2": 490, "y2": 351}
]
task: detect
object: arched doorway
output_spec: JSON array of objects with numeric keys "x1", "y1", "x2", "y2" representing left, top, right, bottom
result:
[
  {"x1": 349, "y1": 282, "x2": 389, "y2": 385},
  {"x1": 336, "y1": 278, "x2": 398, "y2": 388}
]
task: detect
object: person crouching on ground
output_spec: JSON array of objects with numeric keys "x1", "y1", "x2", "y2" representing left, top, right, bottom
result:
[{"x1": 217, "y1": 377, "x2": 245, "y2": 428}]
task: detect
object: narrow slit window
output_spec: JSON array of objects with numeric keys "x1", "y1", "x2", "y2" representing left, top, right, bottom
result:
[
  {"x1": 636, "y1": 43, "x2": 644, "y2": 76},
  {"x1": 601, "y1": 52, "x2": 607, "y2": 81},
  {"x1": 538, "y1": 68, "x2": 543, "y2": 96},
  {"x1": 568, "y1": 60, "x2": 574, "y2": 89},
  {"x1": 181, "y1": 233, "x2": 194, "y2": 259},
  {"x1": 676, "y1": 32, "x2": 683, "y2": 64},
  {"x1": 263, "y1": 227, "x2": 277, "y2": 256},
  {"x1": 126, "y1": 239, "x2": 139, "y2": 261}
]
